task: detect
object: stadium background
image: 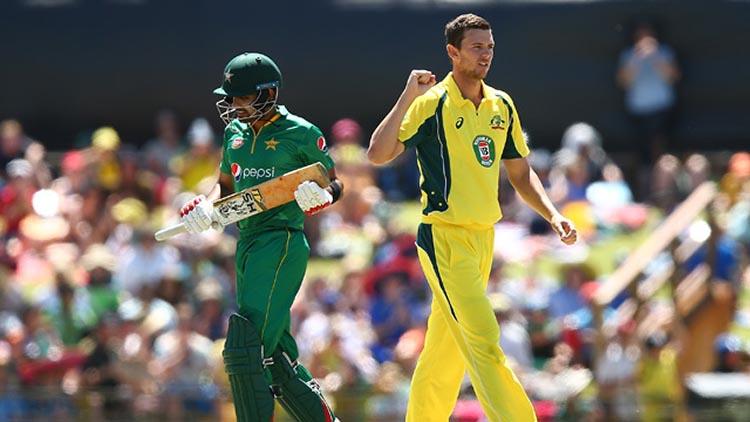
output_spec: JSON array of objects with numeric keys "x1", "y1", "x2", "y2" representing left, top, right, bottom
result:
[
  {"x1": 2, "y1": 0, "x2": 749, "y2": 152},
  {"x1": 1, "y1": 1, "x2": 749, "y2": 422}
]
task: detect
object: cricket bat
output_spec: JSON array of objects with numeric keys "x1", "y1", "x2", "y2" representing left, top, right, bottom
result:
[{"x1": 154, "y1": 162, "x2": 330, "y2": 241}]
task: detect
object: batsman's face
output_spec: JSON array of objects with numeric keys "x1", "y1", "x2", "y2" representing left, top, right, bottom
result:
[
  {"x1": 232, "y1": 93, "x2": 261, "y2": 118},
  {"x1": 454, "y1": 29, "x2": 494, "y2": 80}
]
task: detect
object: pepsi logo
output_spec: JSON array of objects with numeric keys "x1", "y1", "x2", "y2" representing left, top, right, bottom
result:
[
  {"x1": 231, "y1": 163, "x2": 242, "y2": 181},
  {"x1": 317, "y1": 136, "x2": 328, "y2": 152}
]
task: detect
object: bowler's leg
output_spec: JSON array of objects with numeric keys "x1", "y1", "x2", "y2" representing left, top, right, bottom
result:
[{"x1": 405, "y1": 301, "x2": 466, "y2": 422}]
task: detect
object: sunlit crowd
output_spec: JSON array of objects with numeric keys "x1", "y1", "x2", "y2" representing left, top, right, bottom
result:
[{"x1": 0, "y1": 113, "x2": 748, "y2": 421}]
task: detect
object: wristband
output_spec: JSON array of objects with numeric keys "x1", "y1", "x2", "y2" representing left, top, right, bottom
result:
[{"x1": 329, "y1": 179, "x2": 343, "y2": 204}]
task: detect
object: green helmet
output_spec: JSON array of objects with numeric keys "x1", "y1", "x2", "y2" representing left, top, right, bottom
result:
[{"x1": 213, "y1": 52, "x2": 283, "y2": 97}]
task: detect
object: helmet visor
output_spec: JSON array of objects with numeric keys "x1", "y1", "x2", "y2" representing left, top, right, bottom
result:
[{"x1": 215, "y1": 89, "x2": 279, "y2": 126}]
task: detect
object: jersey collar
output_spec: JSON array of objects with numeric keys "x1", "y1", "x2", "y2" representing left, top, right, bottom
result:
[
  {"x1": 444, "y1": 72, "x2": 494, "y2": 108},
  {"x1": 233, "y1": 106, "x2": 286, "y2": 135},
  {"x1": 263, "y1": 107, "x2": 284, "y2": 127}
]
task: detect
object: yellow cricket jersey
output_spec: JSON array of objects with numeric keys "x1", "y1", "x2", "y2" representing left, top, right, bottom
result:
[{"x1": 399, "y1": 72, "x2": 529, "y2": 229}]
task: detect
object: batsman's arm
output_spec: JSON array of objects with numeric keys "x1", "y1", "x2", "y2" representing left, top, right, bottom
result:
[
  {"x1": 201, "y1": 173, "x2": 233, "y2": 204},
  {"x1": 368, "y1": 69, "x2": 436, "y2": 165},
  {"x1": 156, "y1": 163, "x2": 331, "y2": 240},
  {"x1": 153, "y1": 173, "x2": 233, "y2": 241},
  {"x1": 217, "y1": 171, "x2": 236, "y2": 198}
]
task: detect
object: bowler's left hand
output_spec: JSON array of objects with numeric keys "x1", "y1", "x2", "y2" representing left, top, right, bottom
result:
[
  {"x1": 550, "y1": 214, "x2": 578, "y2": 245},
  {"x1": 294, "y1": 180, "x2": 333, "y2": 216}
]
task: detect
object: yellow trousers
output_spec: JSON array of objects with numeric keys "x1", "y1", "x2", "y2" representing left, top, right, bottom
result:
[{"x1": 405, "y1": 224, "x2": 537, "y2": 422}]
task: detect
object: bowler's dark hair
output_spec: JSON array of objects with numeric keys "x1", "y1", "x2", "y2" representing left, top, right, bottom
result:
[{"x1": 445, "y1": 14, "x2": 491, "y2": 48}]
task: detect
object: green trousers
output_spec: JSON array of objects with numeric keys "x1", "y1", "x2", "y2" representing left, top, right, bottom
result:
[{"x1": 235, "y1": 228, "x2": 308, "y2": 363}]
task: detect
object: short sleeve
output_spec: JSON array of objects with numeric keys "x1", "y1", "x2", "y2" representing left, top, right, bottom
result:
[
  {"x1": 500, "y1": 94, "x2": 530, "y2": 159},
  {"x1": 219, "y1": 125, "x2": 235, "y2": 175},
  {"x1": 299, "y1": 125, "x2": 335, "y2": 170},
  {"x1": 399, "y1": 93, "x2": 439, "y2": 149}
]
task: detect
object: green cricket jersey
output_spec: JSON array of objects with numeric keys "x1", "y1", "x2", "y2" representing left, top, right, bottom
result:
[{"x1": 219, "y1": 105, "x2": 334, "y2": 236}]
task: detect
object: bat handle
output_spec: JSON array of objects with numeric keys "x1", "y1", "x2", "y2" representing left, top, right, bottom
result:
[{"x1": 154, "y1": 222, "x2": 188, "y2": 241}]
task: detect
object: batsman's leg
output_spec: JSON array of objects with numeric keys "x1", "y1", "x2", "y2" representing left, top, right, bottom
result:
[
  {"x1": 267, "y1": 342, "x2": 338, "y2": 422},
  {"x1": 223, "y1": 313, "x2": 275, "y2": 422}
]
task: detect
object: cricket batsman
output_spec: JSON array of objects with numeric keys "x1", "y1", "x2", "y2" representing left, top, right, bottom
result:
[{"x1": 178, "y1": 52, "x2": 343, "y2": 422}]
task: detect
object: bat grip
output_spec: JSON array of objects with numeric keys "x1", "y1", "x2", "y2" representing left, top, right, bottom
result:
[{"x1": 154, "y1": 222, "x2": 188, "y2": 241}]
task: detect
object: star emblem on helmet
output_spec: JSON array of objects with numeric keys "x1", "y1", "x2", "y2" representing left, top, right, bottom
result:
[
  {"x1": 224, "y1": 71, "x2": 234, "y2": 82},
  {"x1": 265, "y1": 139, "x2": 279, "y2": 150}
]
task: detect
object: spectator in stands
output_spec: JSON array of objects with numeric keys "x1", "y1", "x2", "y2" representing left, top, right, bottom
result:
[
  {"x1": 722, "y1": 153, "x2": 750, "y2": 250},
  {"x1": 0, "y1": 119, "x2": 31, "y2": 180},
  {"x1": 114, "y1": 225, "x2": 181, "y2": 297},
  {"x1": 90, "y1": 126, "x2": 123, "y2": 193},
  {"x1": 43, "y1": 273, "x2": 95, "y2": 346},
  {"x1": 490, "y1": 292, "x2": 533, "y2": 371},
  {"x1": 305, "y1": 117, "x2": 372, "y2": 256},
  {"x1": 79, "y1": 244, "x2": 120, "y2": 320},
  {"x1": 328, "y1": 118, "x2": 373, "y2": 186},
  {"x1": 682, "y1": 153, "x2": 712, "y2": 193},
  {"x1": 549, "y1": 263, "x2": 591, "y2": 320},
  {"x1": 650, "y1": 154, "x2": 682, "y2": 212},
  {"x1": 0, "y1": 354, "x2": 25, "y2": 421},
  {"x1": 0, "y1": 159, "x2": 37, "y2": 236},
  {"x1": 23, "y1": 141, "x2": 52, "y2": 190},
  {"x1": 370, "y1": 272, "x2": 415, "y2": 363},
  {"x1": 80, "y1": 313, "x2": 128, "y2": 418},
  {"x1": 143, "y1": 109, "x2": 183, "y2": 176},
  {"x1": 560, "y1": 122, "x2": 608, "y2": 183},
  {"x1": 616, "y1": 19, "x2": 681, "y2": 169},
  {"x1": 636, "y1": 330, "x2": 685, "y2": 422},
  {"x1": 594, "y1": 321, "x2": 639, "y2": 422},
  {"x1": 525, "y1": 293, "x2": 558, "y2": 362},
  {"x1": 338, "y1": 269, "x2": 371, "y2": 315},
  {"x1": 721, "y1": 152, "x2": 750, "y2": 206},
  {"x1": 192, "y1": 277, "x2": 227, "y2": 341},
  {"x1": 152, "y1": 303, "x2": 217, "y2": 421},
  {"x1": 686, "y1": 229, "x2": 741, "y2": 284},
  {"x1": 18, "y1": 305, "x2": 62, "y2": 380},
  {"x1": 172, "y1": 118, "x2": 220, "y2": 193},
  {"x1": 118, "y1": 146, "x2": 157, "y2": 205},
  {"x1": 713, "y1": 333, "x2": 747, "y2": 373},
  {"x1": 550, "y1": 148, "x2": 593, "y2": 205}
]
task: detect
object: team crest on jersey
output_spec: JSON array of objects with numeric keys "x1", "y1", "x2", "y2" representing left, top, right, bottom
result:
[
  {"x1": 317, "y1": 136, "x2": 328, "y2": 152},
  {"x1": 490, "y1": 115, "x2": 505, "y2": 130},
  {"x1": 265, "y1": 138, "x2": 279, "y2": 150},
  {"x1": 472, "y1": 135, "x2": 495, "y2": 167},
  {"x1": 231, "y1": 136, "x2": 245, "y2": 149}
]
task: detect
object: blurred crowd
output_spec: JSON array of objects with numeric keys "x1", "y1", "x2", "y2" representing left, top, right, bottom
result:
[{"x1": 0, "y1": 110, "x2": 748, "y2": 422}]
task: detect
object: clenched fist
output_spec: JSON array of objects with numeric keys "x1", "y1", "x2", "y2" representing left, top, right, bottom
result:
[
  {"x1": 294, "y1": 181, "x2": 332, "y2": 216},
  {"x1": 180, "y1": 195, "x2": 214, "y2": 234}
]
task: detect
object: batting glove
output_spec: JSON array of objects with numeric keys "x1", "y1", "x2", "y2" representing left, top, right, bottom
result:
[
  {"x1": 294, "y1": 181, "x2": 333, "y2": 215},
  {"x1": 179, "y1": 195, "x2": 214, "y2": 234}
]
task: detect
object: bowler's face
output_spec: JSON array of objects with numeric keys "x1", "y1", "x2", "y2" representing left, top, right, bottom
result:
[{"x1": 456, "y1": 29, "x2": 494, "y2": 80}]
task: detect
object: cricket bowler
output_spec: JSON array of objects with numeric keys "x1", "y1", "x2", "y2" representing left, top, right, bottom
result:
[
  {"x1": 367, "y1": 13, "x2": 578, "y2": 422},
  {"x1": 179, "y1": 52, "x2": 343, "y2": 422}
]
